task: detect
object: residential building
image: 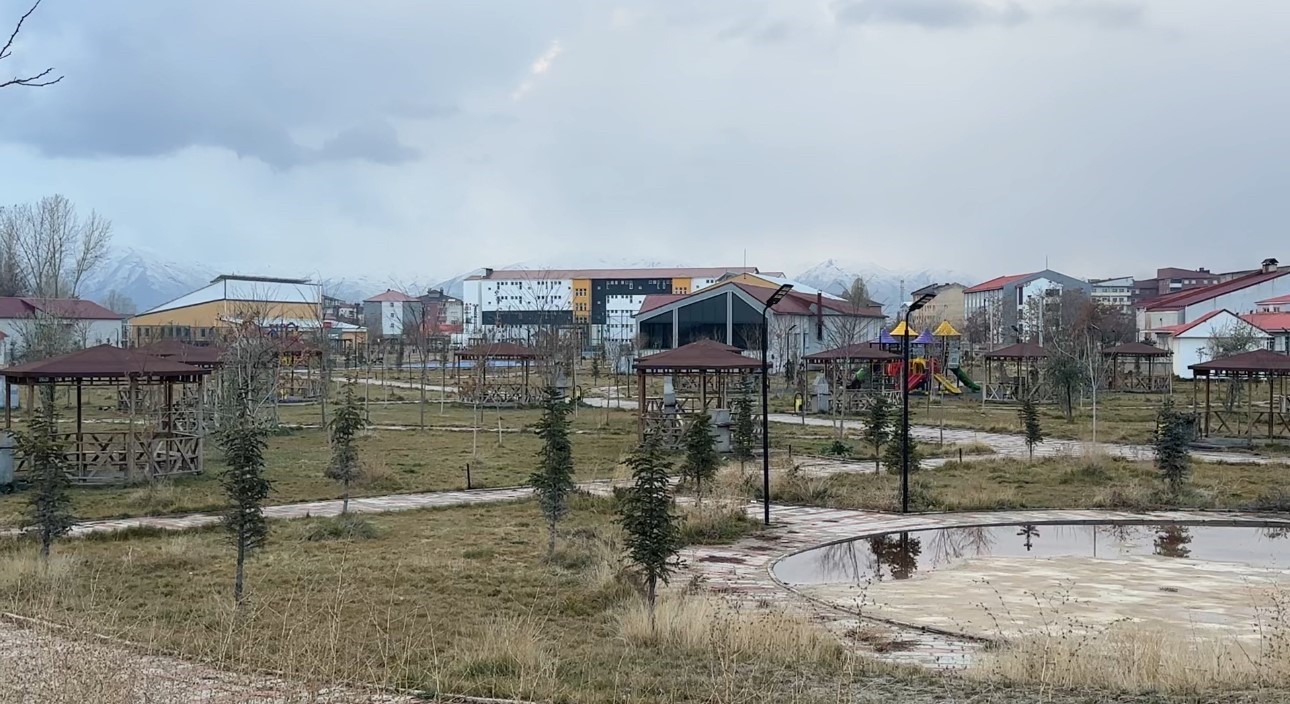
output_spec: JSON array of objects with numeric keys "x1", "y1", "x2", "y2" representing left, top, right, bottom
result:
[
  {"x1": 0, "y1": 297, "x2": 125, "y2": 360},
  {"x1": 323, "y1": 295, "x2": 360, "y2": 325},
  {"x1": 419, "y1": 289, "x2": 464, "y2": 337},
  {"x1": 129, "y1": 275, "x2": 322, "y2": 346},
  {"x1": 1244, "y1": 295, "x2": 1290, "y2": 354},
  {"x1": 461, "y1": 266, "x2": 777, "y2": 346},
  {"x1": 1136, "y1": 258, "x2": 1290, "y2": 332},
  {"x1": 634, "y1": 280, "x2": 886, "y2": 365},
  {"x1": 962, "y1": 270, "x2": 1091, "y2": 345},
  {"x1": 1145, "y1": 310, "x2": 1272, "y2": 378},
  {"x1": 1089, "y1": 276, "x2": 1135, "y2": 312},
  {"x1": 908, "y1": 283, "x2": 966, "y2": 333},
  {"x1": 1132, "y1": 267, "x2": 1220, "y2": 306},
  {"x1": 362, "y1": 290, "x2": 423, "y2": 340}
]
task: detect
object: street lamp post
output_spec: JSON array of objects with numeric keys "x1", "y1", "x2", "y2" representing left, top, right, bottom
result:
[
  {"x1": 761, "y1": 284, "x2": 793, "y2": 526},
  {"x1": 901, "y1": 292, "x2": 937, "y2": 514}
]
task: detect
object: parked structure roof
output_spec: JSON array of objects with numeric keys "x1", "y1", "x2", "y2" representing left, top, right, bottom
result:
[
  {"x1": 963, "y1": 273, "x2": 1033, "y2": 294},
  {"x1": 803, "y1": 344, "x2": 897, "y2": 362},
  {"x1": 138, "y1": 340, "x2": 224, "y2": 367},
  {"x1": 636, "y1": 282, "x2": 884, "y2": 320},
  {"x1": 1257, "y1": 294, "x2": 1290, "y2": 307},
  {"x1": 455, "y1": 341, "x2": 539, "y2": 360},
  {"x1": 634, "y1": 339, "x2": 762, "y2": 373},
  {"x1": 1102, "y1": 342, "x2": 1171, "y2": 358},
  {"x1": 139, "y1": 275, "x2": 321, "y2": 316}
]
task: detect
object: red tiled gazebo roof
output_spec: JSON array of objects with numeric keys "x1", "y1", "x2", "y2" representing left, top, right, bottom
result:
[
  {"x1": 635, "y1": 340, "x2": 762, "y2": 373},
  {"x1": 984, "y1": 342, "x2": 1048, "y2": 360},
  {"x1": 1189, "y1": 349, "x2": 1290, "y2": 375},
  {"x1": 803, "y1": 344, "x2": 897, "y2": 363},
  {"x1": 4, "y1": 345, "x2": 209, "y2": 383}
]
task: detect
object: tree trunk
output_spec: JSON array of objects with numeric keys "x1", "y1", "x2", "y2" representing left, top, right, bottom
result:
[
  {"x1": 40, "y1": 530, "x2": 51, "y2": 560},
  {"x1": 342, "y1": 476, "x2": 350, "y2": 515},
  {"x1": 419, "y1": 353, "x2": 428, "y2": 431},
  {"x1": 234, "y1": 535, "x2": 246, "y2": 605},
  {"x1": 547, "y1": 518, "x2": 556, "y2": 559},
  {"x1": 646, "y1": 574, "x2": 657, "y2": 634}
]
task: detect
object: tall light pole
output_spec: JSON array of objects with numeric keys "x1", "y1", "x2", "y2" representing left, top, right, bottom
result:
[
  {"x1": 901, "y1": 291, "x2": 937, "y2": 514},
  {"x1": 761, "y1": 284, "x2": 793, "y2": 526}
]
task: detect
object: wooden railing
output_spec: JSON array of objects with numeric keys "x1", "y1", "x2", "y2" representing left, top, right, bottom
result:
[{"x1": 18, "y1": 431, "x2": 204, "y2": 485}]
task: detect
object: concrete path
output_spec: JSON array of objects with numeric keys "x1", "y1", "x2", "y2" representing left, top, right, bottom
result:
[{"x1": 682, "y1": 505, "x2": 1290, "y2": 669}]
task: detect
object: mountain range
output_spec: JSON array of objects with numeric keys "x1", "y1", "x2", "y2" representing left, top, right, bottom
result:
[{"x1": 77, "y1": 249, "x2": 976, "y2": 317}]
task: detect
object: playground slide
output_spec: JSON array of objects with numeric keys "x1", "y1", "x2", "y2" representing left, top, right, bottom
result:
[
  {"x1": 952, "y1": 367, "x2": 981, "y2": 392},
  {"x1": 907, "y1": 372, "x2": 927, "y2": 392},
  {"x1": 932, "y1": 373, "x2": 962, "y2": 395}
]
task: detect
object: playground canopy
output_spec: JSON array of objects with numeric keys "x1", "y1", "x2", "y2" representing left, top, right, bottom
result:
[
  {"x1": 933, "y1": 321, "x2": 960, "y2": 337},
  {"x1": 3, "y1": 345, "x2": 211, "y2": 483},
  {"x1": 1189, "y1": 350, "x2": 1290, "y2": 439}
]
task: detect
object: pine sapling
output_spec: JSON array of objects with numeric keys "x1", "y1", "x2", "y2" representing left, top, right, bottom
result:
[
  {"x1": 1154, "y1": 400, "x2": 1192, "y2": 494},
  {"x1": 882, "y1": 425, "x2": 922, "y2": 476},
  {"x1": 17, "y1": 387, "x2": 73, "y2": 560},
  {"x1": 1018, "y1": 397, "x2": 1043, "y2": 461},
  {"x1": 619, "y1": 433, "x2": 682, "y2": 631},
  {"x1": 327, "y1": 381, "x2": 368, "y2": 514},
  {"x1": 219, "y1": 383, "x2": 272, "y2": 605},
  {"x1": 680, "y1": 412, "x2": 720, "y2": 505},
  {"x1": 731, "y1": 381, "x2": 756, "y2": 470},
  {"x1": 862, "y1": 395, "x2": 893, "y2": 472},
  {"x1": 530, "y1": 387, "x2": 576, "y2": 559}
]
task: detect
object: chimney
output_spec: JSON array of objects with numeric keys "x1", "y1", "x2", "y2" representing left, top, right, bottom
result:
[
  {"x1": 483, "y1": 267, "x2": 494, "y2": 277},
  {"x1": 1262, "y1": 258, "x2": 1280, "y2": 274},
  {"x1": 816, "y1": 291, "x2": 824, "y2": 341}
]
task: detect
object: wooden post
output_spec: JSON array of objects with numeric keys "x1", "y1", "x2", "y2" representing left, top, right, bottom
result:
[
  {"x1": 637, "y1": 369, "x2": 646, "y2": 440},
  {"x1": 75, "y1": 380, "x2": 84, "y2": 479},
  {"x1": 1203, "y1": 375, "x2": 1211, "y2": 437},
  {"x1": 25, "y1": 384, "x2": 34, "y2": 423},
  {"x1": 127, "y1": 377, "x2": 138, "y2": 481},
  {"x1": 1270, "y1": 373, "x2": 1276, "y2": 439},
  {"x1": 4, "y1": 378, "x2": 10, "y2": 429}
]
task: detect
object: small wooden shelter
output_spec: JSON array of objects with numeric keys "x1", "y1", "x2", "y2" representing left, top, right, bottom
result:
[
  {"x1": 802, "y1": 343, "x2": 898, "y2": 413},
  {"x1": 4, "y1": 345, "x2": 211, "y2": 484},
  {"x1": 1103, "y1": 341, "x2": 1172, "y2": 393},
  {"x1": 634, "y1": 340, "x2": 762, "y2": 445},
  {"x1": 455, "y1": 341, "x2": 542, "y2": 406},
  {"x1": 1189, "y1": 350, "x2": 1290, "y2": 440},
  {"x1": 275, "y1": 336, "x2": 325, "y2": 400},
  {"x1": 983, "y1": 342, "x2": 1048, "y2": 402}
]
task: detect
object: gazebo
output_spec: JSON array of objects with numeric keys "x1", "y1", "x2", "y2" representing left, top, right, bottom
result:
[
  {"x1": 1103, "y1": 342, "x2": 1172, "y2": 393},
  {"x1": 983, "y1": 342, "x2": 1049, "y2": 402},
  {"x1": 634, "y1": 339, "x2": 762, "y2": 446},
  {"x1": 802, "y1": 343, "x2": 898, "y2": 413},
  {"x1": 138, "y1": 340, "x2": 225, "y2": 433},
  {"x1": 3, "y1": 345, "x2": 211, "y2": 484},
  {"x1": 275, "y1": 337, "x2": 325, "y2": 401},
  {"x1": 1189, "y1": 350, "x2": 1290, "y2": 440},
  {"x1": 455, "y1": 341, "x2": 543, "y2": 406}
]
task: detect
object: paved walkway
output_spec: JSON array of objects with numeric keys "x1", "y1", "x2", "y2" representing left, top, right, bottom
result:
[{"x1": 680, "y1": 505, "x2": 1290, "y2": 668}]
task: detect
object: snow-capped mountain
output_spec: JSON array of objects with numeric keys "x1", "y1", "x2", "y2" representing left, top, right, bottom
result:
[
  {"x1": 79, "y1": 247, "x2": 216, "y2": 313},
  {"x1": 795, "y1": 259, "x2": 977, "y2": 314}
]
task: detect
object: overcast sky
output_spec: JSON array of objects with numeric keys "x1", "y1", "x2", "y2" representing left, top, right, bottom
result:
[{"x1": 1, "y1": 0, "x2": 1287, "y2": 282}]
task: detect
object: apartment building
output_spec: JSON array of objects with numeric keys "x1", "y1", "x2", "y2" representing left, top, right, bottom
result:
[
  {"x1": 1133, "y1": 267, "x2": 1219, "y2": 306},
  {"x1": 461, "y1": 266, "x2": 775, "y2": 346},
  {"x1": 1089, "y1": 276, "x2": 1135, "y2": 312},
  {"x1": 962, "y1": 269, "x2": 1091, "y2": 345}
]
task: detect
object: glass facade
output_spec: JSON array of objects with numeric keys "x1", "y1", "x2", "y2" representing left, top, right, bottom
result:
[{"x1": 640, "y1": 292, "x2": 766, "y2": 350}]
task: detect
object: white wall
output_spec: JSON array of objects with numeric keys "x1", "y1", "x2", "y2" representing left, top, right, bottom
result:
[
  {"x1": 602, "y1": 294, "x2": 646, "y2": 343},
  {"x1": 0, "y1": 317, "x2": 124, "y2": 359},
  {"x1": 1182, "y1": 276, "x2": 1290, "y2": 321},
  {"x1": 1160, "y1": 311, "x2": 1272, "y2": 378}
]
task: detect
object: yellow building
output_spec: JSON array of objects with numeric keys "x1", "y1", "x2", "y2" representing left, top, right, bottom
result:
[{"x1": 129, "y1": 275, "x2": 323, "y2": 346}]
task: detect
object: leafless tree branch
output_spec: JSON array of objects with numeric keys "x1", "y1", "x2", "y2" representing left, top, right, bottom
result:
[{"x1": 1, "y1": 1, "x2": 63, "y2": 89}]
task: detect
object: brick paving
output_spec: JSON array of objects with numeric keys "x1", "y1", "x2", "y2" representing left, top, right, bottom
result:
[{"x1": 679, "y1": 504, "x2": 1290, "y2": 668}]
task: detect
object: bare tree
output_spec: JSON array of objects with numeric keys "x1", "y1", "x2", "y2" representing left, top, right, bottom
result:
[
  {"x1": 1, "y1": 1, "x2": 62, "y2": 89},
  {"x1": 101, "y1": 289, "x2": 137, "y2": 316},
  {"x1": 1, "y1": 195, "x2": 112, "y2": 298}
]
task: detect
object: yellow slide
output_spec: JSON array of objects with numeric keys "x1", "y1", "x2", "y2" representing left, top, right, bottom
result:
[{"x1": 932, "y1": 373, "x2": 962, "y2": 395}]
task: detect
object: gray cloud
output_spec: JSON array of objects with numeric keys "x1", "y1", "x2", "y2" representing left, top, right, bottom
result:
[
  {"x1": 833, "y1": 0, "x2": 1029, "y2": 28},
  {"x1": 314, "y1": 121, "x2": 420, "y2": 166},
  {"x1": 1052, "y1": 1, "x2": 1145, "y2": 28}
]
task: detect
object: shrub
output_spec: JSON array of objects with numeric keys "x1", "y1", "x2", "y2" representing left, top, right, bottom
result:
[{"x1": 301, "y1": 514, "x2": 381, "y2": 541}]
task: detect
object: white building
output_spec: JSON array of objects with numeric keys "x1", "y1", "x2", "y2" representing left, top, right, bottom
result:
[
  {"x1": 1089, "y1": 276, "x2": 1135, "y2": 312},
  {"x1": 0, "y1": 297, "x2": 125, "y2": 361},
  {"x1": 362, "y1": 290, "x2": 423, "y2": 339},
  {"x1": 461, "y1": 266, "x2": 775, "y2": 346},
  {"x1": 1137, "y1": 258, "x2": 1290, "y2": 332},
  {"x1": 1146, "y1": 309, "x2": 1272, "y2": 379},
  {"x1": 961, "y1": 269, "x2": 1091, "y2": 345}
]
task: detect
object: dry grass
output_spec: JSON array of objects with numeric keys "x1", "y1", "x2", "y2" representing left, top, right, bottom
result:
[
  {"x1": 677, "y1": 499, "x2": 760, "y2": 546},
  {"x1": 618, "y1": 593, "x2": 847, "y2": 668}
]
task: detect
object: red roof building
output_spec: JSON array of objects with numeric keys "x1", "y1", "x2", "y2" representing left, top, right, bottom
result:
[
  {"x1": 1136, "y1": 259, "x2": 1290, "y2": 335},
  {"x1": 363, "y1": 289, "x2": 419, "y2": 303},
  {"x1": 962, "y1": 273, "x2": 1033, "y2": 295}
]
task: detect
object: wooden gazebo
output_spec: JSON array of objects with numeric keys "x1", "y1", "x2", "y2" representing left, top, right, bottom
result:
[
  {"x1": 1103, "y1": 342, "x2": 1172, "y2": 393},
  {"x1": 4, "y1": 345, "x2": 211, "y2": 484},
  {"x1": 983, "y1": 342, "x2": 1048, "y2": 402},
  {"x1": 275, "y1": 336, "x2": 324, "y2": 401},
  {"x1": 634, "y1": 340, "x2": 762, "y2": 446},
  {"x1": 802, "y1": 343, "x2": 898, "y2": 413},
  {"x1": 1189, "y1": 350, "x2": 1290, "y2": 440},
  {"x1": 455, "y1": 341, "x2": 542, "y2": 406},
  {"x1": 138, "y1": 340, "x2": 225, "y2": 433}
]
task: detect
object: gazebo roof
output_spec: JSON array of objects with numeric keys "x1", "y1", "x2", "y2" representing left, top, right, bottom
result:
[
  {"x1": 3, "y1": 345, "x2": 210, "y2": 383},
  {"x1": 139, "y1": 340, "x2": 224, "y2": 367},
  {"x1": 933, "y1": 320, "x2": 961, "y2": 337},
  {"x1": 984, "y1": 342, "x2": 1049, "y2": 360},
  {"x1": 912, "y1": 329, "x2": 934, "y2": 345},
  {"x1": 456, "y1": 341, "x2": 540, "y2": 360},
  {"x1": 1102, "y1": 342, "x2": 1171, "y2": 358},
  {"x1": 635, "y1": 340, "x2": 762, "y2": 373},
  {"x1": 803, "y1": 344, "x2": 897, "y2": 363},
  {"x1": 876, "y1": 330, "x2": 897, "y2": 345},
  {"x1": 1189, "y1": 349, "x2": 1290, "y2": 375}
]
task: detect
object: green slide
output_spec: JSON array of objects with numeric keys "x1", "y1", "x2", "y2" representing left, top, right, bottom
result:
[{"x1": 952, "y1": 367, "x2": 981, "y2": 392}]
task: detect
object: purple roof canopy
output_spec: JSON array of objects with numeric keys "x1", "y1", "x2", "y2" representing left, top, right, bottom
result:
[
  {"x1": 877, "y1": 330, "x2": 897, "y2": 344},
  {"x1": 912, "y1": 329, "x2": 935, "y2": 345}
]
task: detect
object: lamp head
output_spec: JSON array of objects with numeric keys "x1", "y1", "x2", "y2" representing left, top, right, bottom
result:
[
  {"x1": 766, "y1": 283, "x2": 793, "y2": 307},
  {"x1": 908, "y1": 291, "x2": 937, "y2": 313}
]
